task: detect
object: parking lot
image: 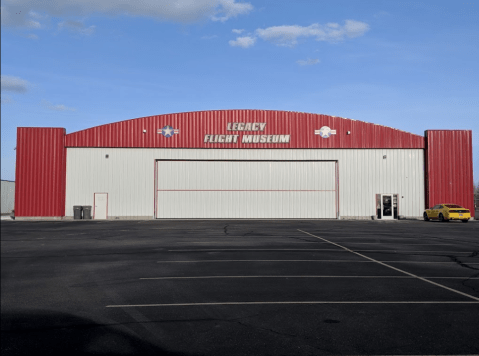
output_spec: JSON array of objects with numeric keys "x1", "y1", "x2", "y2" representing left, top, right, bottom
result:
[{"x1": 1, "y1": 219, "x2": 478, "y2": 355}]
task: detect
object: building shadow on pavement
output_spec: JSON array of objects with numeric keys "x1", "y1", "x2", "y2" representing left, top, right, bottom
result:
[{"x1": 1, "y1": 309, "x2": 189, "y2": 356}]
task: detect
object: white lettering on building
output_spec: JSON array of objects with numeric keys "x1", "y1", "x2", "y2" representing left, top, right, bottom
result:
[
  {"x1": 204, "y1": 135, "x2": 240, "y2": 143},
  {"x1": 205, "y1": 122, "x2": 290, "y2": 144},
  {"x1": 241, "y1": 135, "x2": 290, "y2": 144},
  {"x1": 227, "y1": 122, "x2": 267, "y2": 131}
]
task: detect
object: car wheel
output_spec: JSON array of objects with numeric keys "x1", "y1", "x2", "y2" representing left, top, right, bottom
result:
[
  {"x1": 461, "y1": 219, "x2": 469, "y2": 223},
  {"x1": 439, "y1": 213, "x2": 445, "y2": 222},
  {"x1": 423, "y1": 213, "x2": 429, "y2": 221}
]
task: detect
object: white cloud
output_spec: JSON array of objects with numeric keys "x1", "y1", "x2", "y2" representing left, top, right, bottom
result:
[
  {"x1": 232, "y1": 29, "x2": 244, "y2": 34},
  {"x1": 28, "y1": 11, "x2": 45, "y2": 19},
  {"x1": 256, "y1": 20, "x2": 370, "y2": 47},
  {"x1": 297, "y1": 58, "x2": 320, "y2": 66},
  {"x1": 212, "y1": 0, "x2": 253, "y2": 22},
  {"x1": 1, "y1": 75, "x2": 30, "y2": 93},
  {"x1": 50, "y1": 104, "x2": 76, "y2": 111},
  {"x1": 1, "y1": 95, "x2": 14, "y2": 104},
  {"x1": 42, "y1": 100, "x2": 76, "y2": 111},
  {"x1": 26, "y1": 19, "x2": 41, "y2": 28},
  {"x1": 325, "y1": 22, "x2": 339, "y2": 29},
  {"x1": 343, "y1": 20, "x2": 370, "y2": 38},
  {"x1": 229, "y1": 36, "x2": 256, "y2": 48},
  {"x1": 0, "y1": 5, "x2": 42, "y2": 28},
  {"x1": 58, "y1": 20, "x2": 96, "y2": 35},
  {"x1": 24, "y1": 33, "x2": 39, "y2": 39},
  {"x1": 1, "y1": 0, "x2": 253, "y2": 27}
]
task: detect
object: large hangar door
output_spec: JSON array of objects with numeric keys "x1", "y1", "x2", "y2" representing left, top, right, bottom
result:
[{"x1": 156, "y1": 161, "x2": 337, "y2": 219}]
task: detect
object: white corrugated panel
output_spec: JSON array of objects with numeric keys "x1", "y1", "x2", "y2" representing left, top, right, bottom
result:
[
  {"x1": 65, "y1": 148, "x2": 425, "y2": 219},
  {"x1": 156, "y1": 161, "x2": 336, "y2": 218},
  {"x1": 1, "y1": 181, "x2": 15, "y2": 214}
]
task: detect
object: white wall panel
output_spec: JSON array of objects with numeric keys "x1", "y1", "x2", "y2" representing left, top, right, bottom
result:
[
  {"x1": 65, "y1": 148, "x2": 425, "y2": 219},
  {"x1": 1, "y1": 181, "x2": 15, "y2": 214},
  {"x1": 157, "y1": 161, "x2": 335, "y2": 191},
  {"x1": 157, "y1": 191, "x2": 336, "y2": 219}
]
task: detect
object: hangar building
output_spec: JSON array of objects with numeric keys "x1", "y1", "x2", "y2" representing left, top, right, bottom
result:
[{"x1": 14, "y1": 110, "x2": 474, "y2": 220}]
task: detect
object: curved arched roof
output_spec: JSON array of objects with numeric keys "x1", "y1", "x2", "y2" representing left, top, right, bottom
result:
[{"x1": 65, "y1": 110, "x2": 425, "y2": 149}]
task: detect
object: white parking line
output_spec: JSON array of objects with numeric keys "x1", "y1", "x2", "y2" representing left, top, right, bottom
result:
[
  {"x1": 168, "y1": 249, "x2": 343, "y2": 251},
  {"x1": 168, "y1": 248, "x2": 473, "y2": 254},
  {"x1": 178, "y1": 241, "x2": 321, "y2": 244},
  {"x1": 297, "y1": 229, "x2": 479, "y2": 302},
  {"x1": 157, "y1": 260, "x2": 372, "y2": 263},
  {"x1": 178, "y1": 242, "x2": 470, "y2": 246},
  {"x1": 156, "y1": 260, "x2": 479, "y2": 264},
  {"x1": 140, "y1": 275, "x2": 479, "y2": 280},
  {"x1": 106, "y1": 301, "x2": 479, "y2": 308},
  {"x1": 333, "y1": 243, "x2": 477, "y2": 246}
]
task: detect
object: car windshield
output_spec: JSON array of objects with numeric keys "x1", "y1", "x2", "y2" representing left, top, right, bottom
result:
[{"x1": 444, "y1": 204, "x2": 463, "y2": 208}]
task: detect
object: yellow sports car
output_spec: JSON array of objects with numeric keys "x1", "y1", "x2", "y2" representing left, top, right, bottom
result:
[{"x1": 424, "y1": 204, "x2": 471, "y2": 223}]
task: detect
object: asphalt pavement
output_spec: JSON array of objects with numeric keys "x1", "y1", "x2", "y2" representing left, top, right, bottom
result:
[{"x1": 1, "y1": 219, "x2": 478, "y2": 355}]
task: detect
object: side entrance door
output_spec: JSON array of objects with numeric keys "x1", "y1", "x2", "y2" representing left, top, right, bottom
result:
[
  {"x1": 94, "y1": 193, "x2": 108, "y2": 219},
  {"x1": 381, "y1": 194, "x2": 394, "y2": 220}
]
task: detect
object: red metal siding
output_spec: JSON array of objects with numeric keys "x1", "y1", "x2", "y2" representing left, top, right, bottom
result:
[
  {"x1": 65, "y1": 110, "x2": 425, "y2": 149},
  {"x1": 425, "y1": 130, "x2": 474, "y2": 218},
  {"x1": 15, "y1": 128, "x2": 66, "y2": 217}
]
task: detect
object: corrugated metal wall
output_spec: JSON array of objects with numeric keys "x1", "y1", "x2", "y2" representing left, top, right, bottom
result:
[
  {"x1": 15, "y1": 128, "x2": 66, "y2": 217},
  {"x1": 426, "y1": 130, "x2": 474, "y2": 217},
  {"x1": 1, "y1": 181, "x2": 15, "y2": 214},
  {"x1": 65, "y1": 110, "x2": 425, "y2": 149},
  {"x1": 156, "y1": 161, "x2": 337, "y2": 219},
  {"x1": 17, "y1": 113, "x2": 475, "y2": 220},
  {"x1": 65, "y1": 148, "x2": 425, "y2": 219}
]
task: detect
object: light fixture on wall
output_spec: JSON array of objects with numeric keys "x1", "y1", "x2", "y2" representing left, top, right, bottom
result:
[
  {"x1": 105, "y1": 154, "x2": 109, "y2": 159},
  {"x1": 143, "y1": 129, "x2": 147, "y2": 133},
  {"x1": 383, "y1": 155, "x2": 387, "y2": 159},
  {"x1": 347, "y1": 131, "x2": 351, "y2": 135}
]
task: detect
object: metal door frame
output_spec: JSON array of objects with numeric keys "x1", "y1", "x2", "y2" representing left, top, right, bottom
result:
[{"x1": 380, "y1": 194, "x2": 394, "y2": 220}]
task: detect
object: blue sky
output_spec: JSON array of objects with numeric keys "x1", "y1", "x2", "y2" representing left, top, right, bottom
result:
[{"x1": 1, "y1": 0, "x2": 478, "y2": 183}]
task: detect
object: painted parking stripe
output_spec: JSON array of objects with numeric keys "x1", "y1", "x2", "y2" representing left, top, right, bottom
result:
[
  {"x1": 168, "y1": 249, "x2": 343, "y2": 251},
  {"x1": 140, "y1": 276, "x2": 479, "y2": 280},
  {"x1": 168, "y1": 248, "x2": 473, "y2": 254},
  {"x1": 179, "y1": 241, "x2": 322, "y2": 244},
  {"x1": 157, "y1": 260, "x2": 369, "y2": 263},
  {"x1": 157, "y1": 260, "x2": 479, "y2": 264},
  {"x1": 297, "y1": 229, "x2": 479, "y2": 302},
  {"x1": 106, "y1": 301, "x2": 479, "y2": 308},
  {"x1": 178, "y1": 242, "x2": 472, "y2": 246}
]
